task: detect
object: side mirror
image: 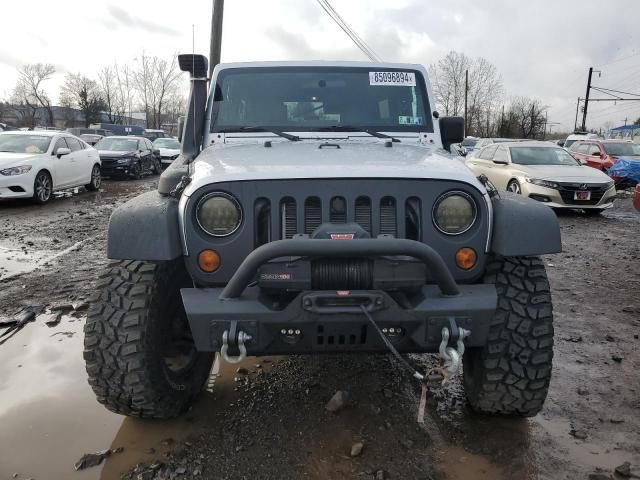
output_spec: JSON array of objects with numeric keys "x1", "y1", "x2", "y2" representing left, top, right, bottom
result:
[
  {"x1": 439, "y1": 117, "x2": 464, "y2": 150},
  {"x1": 557, "y1": 140, "x2": 565, "y2": 147},
  {"x1": 56, "y1": 147, "x2": 71, "y2": 157},
  {"x1": 153, "y1": 149, "x2": 160, "y2": 156}
]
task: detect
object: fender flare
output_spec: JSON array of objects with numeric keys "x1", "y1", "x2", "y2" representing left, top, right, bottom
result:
[
  {"x1": 489, "y1": 192, "x2": 562, "y2": 256},
  {"x1": 107, "y1": 191, "x2": 182, "y2": 261}
]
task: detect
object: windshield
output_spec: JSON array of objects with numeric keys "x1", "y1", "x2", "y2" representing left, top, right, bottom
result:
[
  {"x1": 510, "y1": 146, "x2": 581, "y2": 166},
  {"x1": 154, "y1": 138, "x2": 180, "y2": 149},
  {"x1": 211, "y1": 67, "x2": 432, "y2": 133},
  {"x1": 461, "y1": 138, "x2": 477, "y2": 147},
  {"x1": 95, "y1": 138, "x2": 138, "y2": 151},
  {"x1": 0, "y1": 134, "x2": 51, "y2": 154},
  {"x1": 603, "y1": 143, "x2": 640, "y2": 156}
]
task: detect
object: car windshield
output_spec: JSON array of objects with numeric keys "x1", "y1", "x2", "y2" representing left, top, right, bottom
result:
[
  {"x1": 510, "y1": 146, "x2": 581, "y2": 166},
  {"x1": 95, "y1": 138, "x2": 138, "y2": 151},
  {"x1": 461, "y1": 138, "x2": 477, "y2": 147},
  {"x1": 564, "y1": 139, "x2": 577, "y2": 148},
  {"x1": 603, "y1": 143, "x2": 640, "y2": 156},
  {"x1": 211, "y1": 67, "x2": 432, "y2": 133},
  {"x1": 154, "y1": 138, "x2": 180, "y2": 149},
  {"x1": 0, "y1": 134, "x2": 51, "y2": 153}
]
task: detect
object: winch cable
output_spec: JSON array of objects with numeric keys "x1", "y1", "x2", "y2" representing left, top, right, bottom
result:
[{"x1": 359, "y1": 304, "x2": 428, "y2": 382}]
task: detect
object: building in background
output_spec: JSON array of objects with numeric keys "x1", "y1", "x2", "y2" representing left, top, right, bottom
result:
[{"x1": 607, "y1": 124, "x2": 640, "y2": 143}]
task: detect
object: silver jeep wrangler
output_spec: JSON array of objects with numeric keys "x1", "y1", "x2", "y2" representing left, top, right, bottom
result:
[{"x1": 84, "y1": 55, "x2": 560, "y2": 419}]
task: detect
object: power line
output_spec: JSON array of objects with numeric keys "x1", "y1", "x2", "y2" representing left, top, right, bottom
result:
[
  {"x1": 591, "y1": 86, "x2": 640, "y2": 98},
  {"x1": 594, "y1": 51, "x2": 640, "y2": 68},
  {"x1": 316, "y1": 0, "x2": 381, "y2": 62}
]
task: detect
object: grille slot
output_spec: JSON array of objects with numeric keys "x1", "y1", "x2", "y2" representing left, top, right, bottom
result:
[
  {"x1": 330, "y1": 196, "x2": 347, "y2": 223},
  {"x1": 316, "y1": 324, "x2": 368, "y2": 348},
  {"x1": 281, "y1": 198, "x2": 297, "y2": 239},
  {"x1": 379, "y1": 197, "x2": 397, "y2": 236},
  {"x1": 354, "y1": 196, "x2": 372, "y2": 234},
  {"x1": 304, "y1": 197, "x2": 322, "y2": 234}
]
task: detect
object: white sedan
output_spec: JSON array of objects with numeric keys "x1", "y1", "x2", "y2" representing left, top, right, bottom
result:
[{"x1": 0, "y1": 131, "x2": 101, "y2": 204}]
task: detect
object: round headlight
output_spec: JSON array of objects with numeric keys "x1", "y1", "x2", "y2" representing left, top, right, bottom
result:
[
  {"x1": 433, "y1": 191, "x2": 477, "y2": 235},
  {"x1": 197, "y1": 193, "x2": 242, "y2": 237}
]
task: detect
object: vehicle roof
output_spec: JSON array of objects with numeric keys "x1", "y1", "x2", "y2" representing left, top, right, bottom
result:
[
  {"x1": 100, "y1": 135, "x2": 145, "y2": 140},
  {"x1": 575, "y1": 139, "x2": 633, "y2": 143},
  {"x1": 214, "y1": 60, "x2": 426, "y2": 71},
  {"x1": 0, "y1": 130, "x2": 62, "y2": 137},
  {"x1": 144, "y1": 129, "x2": 165, "y2": 133},
  {"x1": 497, "y1": 141, "x2": 564, "y2": 148}
]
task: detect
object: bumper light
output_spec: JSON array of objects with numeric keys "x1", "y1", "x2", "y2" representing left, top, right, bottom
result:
[
  {"x1": 455, "y1": 247, "x2": 477, "y2": 270},
  {"x1": 0, "y1": 165, "x2": 32, "y2": 176},
  {"x1": 198, "y1": 249, "x2": 221, "y2": 272}
]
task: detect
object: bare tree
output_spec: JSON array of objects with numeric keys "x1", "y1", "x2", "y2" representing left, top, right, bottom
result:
[
  {"x1": 59, "y1": 73, "x2": 106, "y2": 127},
  {"x1": 133, "y1": 53, "x2": 181, "y2": 129},
  {"x1": 12, "y1": 63, "x2": 56, "y2": 127},
  {"x1": 98, "y1": 66, "x2": 122, "y2": 123},
  {"x1": 503, "y1": 97, "x2": 547, "y2": 139},
  {"x1": 115, "y1": 63, "x2": 135, "y2": 122},
  {"x1": 429, "y1": 51, "x2": 503, "y2": 136}
]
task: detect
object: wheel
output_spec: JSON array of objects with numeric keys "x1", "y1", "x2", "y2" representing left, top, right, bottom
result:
[
  {"x1": 85, "y1": 164, "x2": 101, "y2": 191},
  {"x1": 507, "y1": 180, "x2": 521, "y2": 195},
  {"x1": 152, "y1": 159, "x2": 162, "y2": 174},
  {"x1": 32, "y1": 170, "x2": 53, "y2": 204},
  {"x1": 463, "y1": 256, "x2": 554, "y2": 416},
  {"x1": 130, "y1": 162, "x2": 142, "y2": 180},
  {"x1": 583, "y1": 208, "x2": 604, "y2": 216},
  {"x1": 84, "y1": 259, "x2": 214, "y2": 418}
]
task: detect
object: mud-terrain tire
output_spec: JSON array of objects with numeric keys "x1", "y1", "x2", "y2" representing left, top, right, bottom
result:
[
  {"x1": 463, "y1": 256, "x2": 554, "y2": 416},
  {"x1": 84, "y1": 259, "x2": 213, "y2": 419}
]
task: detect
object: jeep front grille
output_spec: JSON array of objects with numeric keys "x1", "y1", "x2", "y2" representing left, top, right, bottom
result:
[{"x1": 261, "y1": 195, "x2": 421, "y2": 243}]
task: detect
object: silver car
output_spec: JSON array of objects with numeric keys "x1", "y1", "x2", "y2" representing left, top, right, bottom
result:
[{"x1": 466, "y1": 141, "x2": 616, "y2": 213}]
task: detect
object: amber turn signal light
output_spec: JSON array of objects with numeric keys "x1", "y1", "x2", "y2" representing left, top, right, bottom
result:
[
  {"x1": 198, "y1": 249, "x2": 221, "y2": 272},
  {"x1": 455, "y1": 247, "x2": 477, "y2": 270}
]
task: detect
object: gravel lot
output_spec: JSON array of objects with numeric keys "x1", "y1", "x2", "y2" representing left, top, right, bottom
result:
[{"x1": 0, "y1": 178, "x2": 638, "y2": 480}]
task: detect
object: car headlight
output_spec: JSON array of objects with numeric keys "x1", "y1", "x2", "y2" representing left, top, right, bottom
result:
[
  {"x1": 526, "y1": 177, "x2": 559, "y2": 189},
  {"x1": 432, "y1": 191, "x2": 477, "y2": 235},
  {"x1": 117, "y1": 157, "x2": 132, "y2": 164},
  {"x1": 0, "y1": 165, "x2": 32, "y2": 176},
  {"x1": 197, "y1": 193, "x2": 242, "y2": 237}
]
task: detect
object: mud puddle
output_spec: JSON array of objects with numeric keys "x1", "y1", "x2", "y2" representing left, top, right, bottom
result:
[{"x1": 0, "y1": 238, "x2": 94, "y2": 280}]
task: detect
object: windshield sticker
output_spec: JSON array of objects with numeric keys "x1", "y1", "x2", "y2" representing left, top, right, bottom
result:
[
  {"x1": 369, "y1": 71, "x2": 416, "y2": 86},
  {"x1": 398, "y1": 116, "x2": 423, "y2": 125}
]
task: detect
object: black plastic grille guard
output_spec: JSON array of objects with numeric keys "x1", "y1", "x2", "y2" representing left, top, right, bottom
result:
[{"x1": 219, "y1": 238, "x2": 460, "y2": 299}]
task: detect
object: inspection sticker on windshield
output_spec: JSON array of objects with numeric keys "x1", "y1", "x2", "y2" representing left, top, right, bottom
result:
[{"x1": 369, "y1": 71, "x2": 416, "y2": 86}]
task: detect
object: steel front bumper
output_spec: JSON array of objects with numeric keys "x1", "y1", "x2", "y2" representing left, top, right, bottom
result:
[{"x1": 181, "y1": 239, "x2": 497, "y2": 355}]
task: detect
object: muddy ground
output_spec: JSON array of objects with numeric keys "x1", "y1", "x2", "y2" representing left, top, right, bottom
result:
[{"x1": 0, "y1": 177, "x2": 639, "y2": 480}]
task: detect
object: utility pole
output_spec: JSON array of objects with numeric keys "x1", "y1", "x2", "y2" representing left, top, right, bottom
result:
[
  {"x1": 209, "y1": 0, "x2": 224, "y2": 79},
  {"x1": 574, "y1": 97, "x2": 581, "y2": 132},
  {"x1": 500, "y1": 105, "x2": 504, "y2": 137},
  {"x1": 581, "y1": 67, "x2": 593, "y2": 132},
  {"x1": 543, "y1": 111, "x2": 548, "y2": 140},
  {"x1": 622, "y1": 117, "x2": 628, "y2": 126},
  {"x1": 464, "y1": 69, "x2": 468, "y2": 134}
]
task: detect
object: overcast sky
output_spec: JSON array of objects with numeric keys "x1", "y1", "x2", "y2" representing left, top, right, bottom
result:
[{"x1": 1, "y1": 0, "x2": 639, "y2": 132}]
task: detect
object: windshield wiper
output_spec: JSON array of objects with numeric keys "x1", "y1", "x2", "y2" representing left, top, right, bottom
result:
[
  {"x1": 316, "y1": 125, "x2": 401, "y2": 143},
  {"x1": 217, "y1": 126, "x2": 300, "y2": 142}
]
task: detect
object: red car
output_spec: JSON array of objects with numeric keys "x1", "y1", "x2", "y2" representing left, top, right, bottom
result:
[
  {"x1": 634, "y1": 184, "x2": 640, "y2": 212},
  {"x1": 569, "y1": 139, "x2": 640, "y2": 170}
]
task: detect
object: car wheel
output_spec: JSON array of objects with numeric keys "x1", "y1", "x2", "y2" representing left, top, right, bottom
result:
[
  {"x1": 463, "y1": 256, "x2": 554, "y2": 417},
  {"x1": 84, "y1": 259, "x2": 214, "y2": 418},
  {"x1": 32, "y1": 170, "x2": 53, "y2": 204},
  {"x1": 85, "y1": 164, "x2": 101, "y2": 191},
  {"x1": 507, "y1": 180, "x2": 521, "y2": 195},
  {"x1": 152, "y1": 159, "x2": 161, "y2": 175},
  {"x1": 130, "y1": 163, "x2": 142, "y2": 180}
]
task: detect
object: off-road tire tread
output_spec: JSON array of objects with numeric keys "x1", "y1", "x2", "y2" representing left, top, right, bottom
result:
[
  {"x1": 463, "y1": 256, "x2": 554, "y2": 416},
  {"x1": 83, "y1": 259, "x2": 212, "y2": 419}
]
